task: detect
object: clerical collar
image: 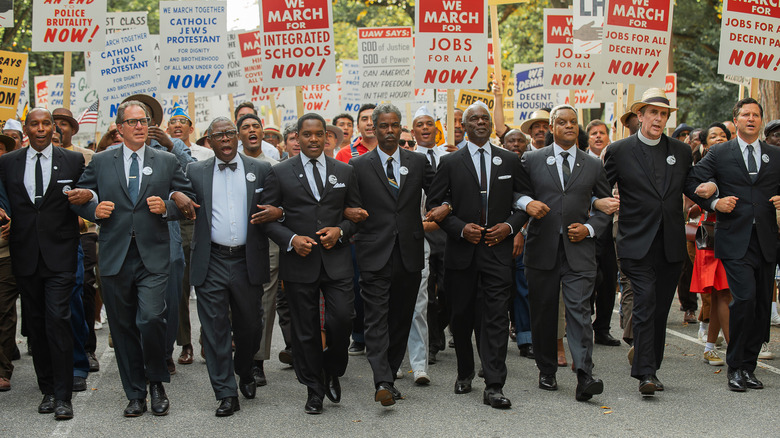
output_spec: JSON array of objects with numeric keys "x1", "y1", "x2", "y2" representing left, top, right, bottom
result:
[{"x1": 638, "y1": 130, "x2": 661, "y2": 146}]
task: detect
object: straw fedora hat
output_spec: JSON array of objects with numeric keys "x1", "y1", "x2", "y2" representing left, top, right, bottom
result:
[
  {"x1": 519, "y1": 110, "x2": 551, "y2": 135},
  {"x1": 629, "y1": 88, "x2": 677, "y2": 114}
]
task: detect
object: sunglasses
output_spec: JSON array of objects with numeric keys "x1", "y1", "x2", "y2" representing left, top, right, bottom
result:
[{"x1": 398, "y1": 139, "x2": 416, "y2": 147}]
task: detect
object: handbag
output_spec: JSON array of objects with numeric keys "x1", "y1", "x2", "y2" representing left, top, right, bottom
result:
[
  {"x1": 695, "y1": 212, "x2": 715, "y2": 250},
  {"x1": 685, "y1": 205, "x2": 701, "y2": 242}
]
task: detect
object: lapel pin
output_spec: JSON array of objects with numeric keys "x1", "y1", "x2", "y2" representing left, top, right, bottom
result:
[
  {"x1": 299, "y1": 173, "x2": 304, "y2": 178},
  {"x1": 328, "y1": 175, "x2": 338, "y2": 185},
  {"x1": 492, "y1": 156, "x2": 502, "y2": 166},
  {"x1": 762, "y1": 154, "x2": 769, "y2": 163},
  {"x1": 53, "y1": 165, "x2": 58, "y2": 170},
  {"x1": 246, "y1": 172, "x2": 256, "y2": 182},
  {"x1": 546, "y1": 156, "x2": 556, "y2": 166},
  {"x1": 62, "y1": 185, "x2": 71, "y2": 195},
  {"x1": 399, "y1": 166, "x2": 409, "y2": 175},
  {"x1": 666, "y1": 155, "x2": 676, "y2": 165},
  {"x1": 142, "y1": 166, "x2": 153, "y2": 175}
]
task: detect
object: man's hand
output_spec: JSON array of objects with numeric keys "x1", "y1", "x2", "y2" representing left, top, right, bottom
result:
[
  {"x1": 512, "y1": 231, "x2": 525, "y2": 258},
  {"x1": 423, "y1": 221, "x2": 440, "y2": 233},
  {"x1": 66, "y1": 188, "x2": 93, "y2": 205},
  {"x1": 1, "y1": 220, "x2": 9, "y2": 241},
  {"x1": 343, "y1": 207, "x2": 369, "y2": 223},
  {"x1": 147, "y1": 196, "x2": 167, "y2": 215},
  {"x1": 425, "y1": 204, "x2": 450, "y2": 222},
  {"x1": 442, "y1": 144, "x2": 458, "y2": 153},
  {"x1": 316, "y1": 227, "x2": 341, "y2": 249},
  {"x1": 593, "y1": 197, "x2": 619, "y2": 215},
  {"x1": 771, "y1": 196, "x2": 780, "y2": 210},
  {"x1": 147, "y1": 126, "x2": 173, "y2": 151},
  {"x1": 292, "y1": 235, "x2": 317, "y2": 257},
  {"x1": 526, "y1": 200, "x2": 550, "y2": 219},
  {"x1": 485, "y1": 223, "x2": 511, "y2": 247},
  {"x1": 171, "y1": 191, "x2": 198, "y2": 219},
  {"x1": 695, "y1": 182, "x2": 717, "y2": 199},
  {"x1": 462, "y1": 223, "x2": 484, "y2": 244},
  {"x1": 715, "y1": 196, "x2": 738, "y2": 213},
  {"x1": 491, "y1": 79, "x2": 503, "y2": 97},
  {"x1": 95, "y1": 201, "x2": 115, "y2": 219},
  {"x1": 251, "y1": 205, "x2": 283, "y2": 224},
  {"x1": 567, "y1": 223, "x2": 589, "y2": 243}
]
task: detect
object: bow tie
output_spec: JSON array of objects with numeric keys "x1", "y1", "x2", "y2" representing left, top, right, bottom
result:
[{"x1": 218, "y1": 162, "x2": 237, "y2": 171}]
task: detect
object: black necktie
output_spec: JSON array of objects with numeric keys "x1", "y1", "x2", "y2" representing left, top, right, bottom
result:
[
  {"x1": 560, "y1": 151, "x2": 571, "y2": 188},
  {"x1": 747, "y1": 144, "x2": 758, "y2": 183},
  {"x1": 427, "y1": 149, "x2": 437, "y2": 170},
  {"x1": 128, "y1": 152, "x2": 139, "y2": 203},
  {"x1": 34, "y1": 152, "x2": 43, "y2": 207},
  {"x1": 310, "y1": 159, "x2": 325, "y2": 198},
  {"x1": 218, "y1": 162, "x2": 237, "y2": 171},
  {"x1": 478, "y1": 148, "x2": 488, "y2": 226},
  {"x1": 386, "y1": 157, "x2": 399, "y2": 197}
]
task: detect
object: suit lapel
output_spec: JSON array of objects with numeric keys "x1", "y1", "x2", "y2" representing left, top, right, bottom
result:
[
  {"x1": 630, "y1": 141, "x2": 661, "y2": 197},
  {"x1": 241, "y1": 156, "x2": 255, "y2": 213},
  {"x1": 545, "y1": 148, "x2": 564, "y2": 192},
  {"x1": 202, "y1": 157, "x2": 215, "y2": 227},
  {"x1": 112, "y1": 146, "x2": 132, "y2": 203},
  {"x1": 369, "y1": 149, "x2": 396, "y2": 198},
  {"x1": 320, "y1": 157, "x2": 334, "y2": 200},
  {"x1": 729, "y1": 141, "x2": 752, "y2": 184},
  {"x1": 398, "y1": 149, "x2": 409, "y2": 196},
  {"x1": 460, "y1": 147, "x2": 480, "y2": 187},
  {"x1": 488, "y1": 145, "x2": 503, "y2": 191},
  {"x1": 755, "y1": 141, "x2": 770, "y2": 183},
  {"x1": 42, "y1": 147, "x2": 61, "y2": 205},
  {"x1": 661, "y1": 140, "x2": 674, "y2": 196},
  {"x1": 137, "y1": 146, "x2": 153, "y2": 206},
  {"x1": 291, "y1": 155, "x2": 316, "y2": 201},
  {"x1": 565, "y1": 148, "x2": 585, "y2": 191}
]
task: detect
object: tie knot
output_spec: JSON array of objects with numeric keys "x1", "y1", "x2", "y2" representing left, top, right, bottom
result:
[
  {"x1": 309, "y1": 158, "x2": 318, "y2": 166},
  {"x1": 131, "y1": 152, "x2": 138, "y2": 160},
  {"x1": 560, "y1": 151, "x2": 569, "y2": 159},
  {"x1": 387, "y1": 157, "x2": 393, "y2": 164},
  {"x1": 747, "y1": 144, "x2": 755, "y2": 153},
  {"x1": 478, "y1": 148, "x2": 485, "y2": 155},
  {"x1": 218, "y1": 161, "x2": 237, "y2": 171},
  {"x1": 36, "y1": 152, "x2": 42, "y2": 158}
]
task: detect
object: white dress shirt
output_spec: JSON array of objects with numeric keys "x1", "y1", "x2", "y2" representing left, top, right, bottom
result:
[
  {"x1": 210, "y1": 157, "x2": 248, "y2": 246},
  {"x1": 376, "y1": 147, "x2": 401, "y2": 185},
  {"x1": 302, "y1": 152, "x2": 327, "y2": 201},
  {"x1": 708, "y1": 135, "x2": 762, "y2": 211},
  {"x1": 123, "y1": 145, "x2": 146, "y2": 187},
  {"x1": 24, "y1": 145, "x2": 53, "y2": 204},
  {"x1": 468, "y1": 141, "x2": 492, "y2": 192},
  {"x1": 416, "y1": 144, "x2": 447, "y2": 171}
]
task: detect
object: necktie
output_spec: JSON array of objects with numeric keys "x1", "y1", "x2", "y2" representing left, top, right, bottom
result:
[
  {"x1": 386, "y1": 157, "x2": 399, "y2": 197},
  {"x1": 128, "y1": 152, "x2": 139, "y2": 203},
  {"x1": 34, "y1": 152, "x2": 43, "y2": 207},
  {"x1": 218, "y1": 162, "x2": 237, "y2": 171},
  {"x1": 478, "y1": 148, "x2": 487, "y2": 226},
  {"x1": 747, "y1": 144, "x2": 758, "y2": 183},
  {"x1": 310, "y1": 159, "x2": 325, "y2": 198},
  {"x1": 560, "y1": 151, "x2": 571, "y2": 188},
  {"x1": 427, "y1": 149, "x2": 437, "y2": 170}
]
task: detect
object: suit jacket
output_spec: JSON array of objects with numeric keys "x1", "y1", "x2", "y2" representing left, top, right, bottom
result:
[
  {"x1": 260, "y1": 154, "x2": 360, "y2": 283},
  {"x1": 350, "y1": 148, "x2": 435, "y2": 272},
  {"x1": 74, "y1": 145, "x2": 194, "y2": 276},
  {"x1": 603, "y1": 134, "x2": 692, "y2": 262},
  {"x1": 518, "y1": 146, "x2": 612, "y2": 272},
  {"x1": 685, "y1": 139, "x2": 780, "y2": 262},
  {"x1": 426, "y1": 143, "x2": 528, "y2": 270},
  {"x1": 187, "y1": 155, "x2": 272, "y2": 286},
  {"x1": 0, "y1": 146, "x2": 84, "y2": 276}
]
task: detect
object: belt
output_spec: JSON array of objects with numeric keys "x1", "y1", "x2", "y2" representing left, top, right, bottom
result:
[{"x1": 211, "y1": 243, "x2": 246, "y2": 256}]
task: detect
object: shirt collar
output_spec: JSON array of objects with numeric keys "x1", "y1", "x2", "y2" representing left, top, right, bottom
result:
[
  {"x1": 737, "y1": 135, "x2": 759, "y2": 153},
  {"x1": 301, "y1": 151, "x2": 326, "y2": 168},
  {"x1": 467, "y1": 141, "x2": 491, "y2": 156},
  {"x1": 27, "y1": 144, "x2": 53, "y2": 159},
  {"x1": 552, "y1": 143, "x2": 576, "y2": 158},
  {"x1": 123, "y1": 144, "x2": 145, "y2": 162},
  {"x1": 376, "y1": 146, "x2": 400, "y2": 164},
  {"x1": 637, "y1": 130, "x2": 661, "y2": 146},
  {"x1": 214, "y1": 154, "x2": 242, "y2": 171}
]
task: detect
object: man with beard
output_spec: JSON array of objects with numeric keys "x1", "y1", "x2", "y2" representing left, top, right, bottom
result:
[{"x1": 520, "y1": 110, "x2": 552, "y2": 152}]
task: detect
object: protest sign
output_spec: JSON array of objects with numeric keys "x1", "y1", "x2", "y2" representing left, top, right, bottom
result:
[
  {"x1": 46, "y1": 72, "x2": 93, "y2": 114},
  {"x1": 340, "y1": 60, "x2": 362, "y2": 113},
  {"x1": 544, "y1": 9, "x2": 602, "y2": 90},
  {"x1": 35, "y1": 75, "x2": 50, "y2": 108},
  {"x1": 226, "y1": 31, "x2": 245, "y2": 93},
  {"x1": 0, "y1": 50, "x2": 26, "y2": 127},
  {"x1": 602, "y1": 0, "x2": 673, "y2": 86},
  {"x1": 238, "y1": 29, "x2": 265, "y2": 100},
  {"x1": 258, "y1": 0, "x2": 336, "y2": 87},
  {"x1": 159, "y1": 1, "x2": 229, "y2": 95},
  {"x1": 32, "y1": 0, "x2": 106, "y2": 51},
  {"x1": 358, "y1": 26, "x2": 415, "y2": 102},
  {"x1": 106, "y1": 12, "x2": 148, "y2": 33},
  {"x1": 557, "y1": 89, "x2": 599, "y2": 109},
  {"x1": 513, "y1": 64, "x2": 557, "y2": 125},
  {"x1": 457, "y1": 42, "x2": 514, "y2": 112},
  {"x1": 16, "y1": 63, "x2": 29, "y2": 120},
  {"x1": 717, "y1": 0, "x2": 780, "y2": 82},
  {"x1": 723, "y1": 74, "x2": 752, "y2": 87},
  {"x1": 0, "y1": 1, "x2": 13, "y2": 28},
  {"x1": 415, "y1": 0, "x2": 488, "y2": 89},
  {"x1": 573, "y1": 0, "x2": 605, "y2": 53},
  {"x1": 301, "y1": 83, "x2": 340, "y2": 120}
]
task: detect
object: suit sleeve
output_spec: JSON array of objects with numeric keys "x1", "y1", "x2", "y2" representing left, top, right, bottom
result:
[
  {"x1": 427, "y1": 158, "x2": 467, "y2": 239},
  {"x1": 0, "y1": 178, "x2": 10, "y2": 216},
  {"x1": 338, "y1": 166, "x2": 361, "y2": 239},
  {"x1": 603, "y1": 143, "x2": 619, "y2": 187},
  {"x1": 584, "y1": 165, "x2": 613, "y2": 237},
  {"x1": 165, "y1": 155, "x2": 196, "y2": 221},
  {"x1": 684, "y1": 146, "x2": 718, "y2": 211},
  {"x1": 73, "y1": 157, "x2": 99, "y2": 221},
  {"x1": 260, "y1": 167, "x2": 295, "y2": 248},
  {"x1": 421, "y1": 158, "x2": 435, "y2": 195}
]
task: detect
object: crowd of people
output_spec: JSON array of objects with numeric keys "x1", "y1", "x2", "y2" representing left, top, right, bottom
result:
[{"x1": 0, "y1": 84, "x2": 779, "y2": 421}]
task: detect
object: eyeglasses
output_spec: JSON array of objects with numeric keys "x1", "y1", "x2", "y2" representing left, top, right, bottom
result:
[
  {"x1": 168, "y1": 118, "x2": 191, "y2": 126},
  {"x1": 398, "y1": 139, "x2": 416, "y2": 147},
  {"x1": 209, "y1": 130, "x2": 237, "y2": 140},
  {"x1": 122, "y1": 118, "x2": 151, "y2": 127}
]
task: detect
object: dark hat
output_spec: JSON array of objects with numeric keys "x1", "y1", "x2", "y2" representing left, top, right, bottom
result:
[
  {"x1": 619, "y1": 107, "x2": 637, "y2": 126},
  {"x1": 672, "y1": 123, "x2": 693, "y2": 139},
  {"x1": 326, "y1": 124, "x2": 344, "y2": 147},
  {"x1": 122, "y1": 94, "x2": 163, "y2": 126},
  {"x1": 765, "y1": 119, "x2": 780, "y2": 137},
  {"x1": 195, "y1": 135, "x2": 209, "y2": 147},
  {"x1": 0, "y1": 134, "x2": 15, "y2": 151},
  {"x1": 52, "y1": 108, "x2": 80, "y2": 134}
]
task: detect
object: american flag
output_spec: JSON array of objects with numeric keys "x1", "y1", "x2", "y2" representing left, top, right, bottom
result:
[{"x1": 77, "y1": 101, "x2": 99, "y2": 124}]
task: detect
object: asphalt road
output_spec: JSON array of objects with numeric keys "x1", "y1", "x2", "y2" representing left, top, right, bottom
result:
[{"x1": 2, "y1": 297, "x2": 780, "y2": 437}]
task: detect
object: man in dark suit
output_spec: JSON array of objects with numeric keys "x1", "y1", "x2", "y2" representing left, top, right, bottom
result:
[
  {"x1": 685, "y1": 98, "x2": 780, "y2": 392},
  {"x1": 70, "y1": 100, "x2": 195, "y2": 417},
  {"x1": 0, "y1": 108, "x2": 84, "y2": 420},
  {"x1": 515, "y1": 105, "x2": 612, "y2": 401},
  {"x1": 260, "y1": 113, "x2": 361, "y2": 414},
  {"x1": 348, "y1": 104, "x2": 435, "y2": 406},
  {"x1": 186, "y1": 117, "x2": 278, "y2": 416},
  {"x1": 427, "y1": 101, "x2": 527, "y2": 409},
  {"x1": 603, "y1": 88, "x2": 693, "y2": 396}
]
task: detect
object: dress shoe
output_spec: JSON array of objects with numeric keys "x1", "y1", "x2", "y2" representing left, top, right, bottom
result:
[
  {"x1": 575, "y1": 375, "x2": 604, "y2": 402},
  {"x1": 0, "y1": 377, "x2": 10, "y2": 391},
  {"x1": 239, "y1": 377, "x2": 257, "y2": 399},
  {"x1": 215, "y1": 396, "x2": 240, "y2": 417},
  {"x1": 73, "y1": 376, "x2": 87, "y2": 392},
  {"x1": 252, "y1": 361, "x2": 267, "y2": 387},
  {"x1": 742, "y1": 370, "x2": 764, "y2": 389},
  {"x1": 683, "y1": 310, "x2": 697, "y2": 324},
  {"x1": 123, "y1": 399, "x2": 147, "y2": 417},
  {"x1": 149, "y1": 382, "x2": 170, "y2": 416},
  {"x1": 387, "y1": 383, "x2": 402, "y2": 400},
  {"x1": 38, "y1": 394, "x2": 56, "y2": 414},
  {"x1": 639, "y1": 375, "x2": 657, "y2": 396},
  {"x1": 323, "y1": 372, "x2": 341, "y2": 403},
  {"x1": 519, "y1": 343, "x2": 535, "y2": 359},
  {"x1": 623, "y1": 337, "x2": 633, "y2": 347},
  {"x1": 454, "y1": 372, "x2": 474, "y2": 394},
  {"x1": 178, "y1": 344, "x2": 194, "y2": 365},
  {"x1": 428, "y1": 351, "x2": 437, "y2": 364},
  {"x1": 448, "y1": 338, "x2": 455, "y2": 348},
  {"x1": 166, "y1": 357, "x2": 176, "y2": 375},
  {"x1": 728, "y1": 369, "x2": 746, "y2": 392},
  {"x1": 304, "y1": 392, "x2": 323, "y2": 414},
  {"x1": 539, "y1": 373, "x2": 558, "y2": 391},
  {"x1": 54, "y1": 400, "x2": 73, "y2": 420},
  {"x1": 627, "y1": 346, "x2": 635, "y2": 365},
  {"x1": 11, "y1": 345, "x2": 20, "y2": 361},
  {"x1": 651, "y1": 375, "x2": 664, "y2": 391},
  {"x1": 374, "y1": 382, "x2": 396, "y2": 406},
  {"x1": 278, "y1": 348, "x2": 293, "y2": 365},
  {"x1": 87, "y1": 352, "x2": 100, "y2": 372},
  {"x1": 594, "y1": 333, "x2": 621, "y2": 346},
  {"x1": 348, "y1": 341, "x2": 365, "y2": 356},
  {"x1": 483, "y1": 387, "x2": 512, "y2": 409}
]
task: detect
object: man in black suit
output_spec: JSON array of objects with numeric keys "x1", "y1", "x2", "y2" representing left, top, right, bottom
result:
[
  {"x1": 260, "y1": 113, "x2": 361, "y2": 414},
  {"x1": 427, "y1": 101, "x2": 528, "y2": 409},
  {"x1": 685, "y1": 98, "x2": 780, "y2": 392},
  {"x1": 603, "y1": 88, "x2": 693, "y2": 396},
  {"x1": 0, "y1": 108, "x2": 84, "y2": 419},
  {"x1": 348, "y1": 104, "x2": 435, "y2": 406}
]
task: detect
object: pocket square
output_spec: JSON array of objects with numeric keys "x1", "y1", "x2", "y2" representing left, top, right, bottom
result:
[
  {"x1": 57, "y1": 179, "x2": 73, "y2": 183},
  {"x1": 333, "y1": 183, "x2": 346, "y2": 188},
  {"x1": 254, "y1": 187, "x2": 264, "y2": 193},
  {"x1": 498, "y1": 175, "x2": 511, "y2": 180}
]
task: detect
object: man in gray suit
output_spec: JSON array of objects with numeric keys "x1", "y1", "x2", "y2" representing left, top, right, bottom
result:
[
  {"x1": 516, "y1": 105, "x2": 613, "y2": 401},
  {"x1": 70, "y1": 100, "x2": 194, "y2": 417}
]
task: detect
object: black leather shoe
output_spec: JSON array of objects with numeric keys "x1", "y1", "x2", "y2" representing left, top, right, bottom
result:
[
  {"x1": 483, "y1": 388, "x2": 512, "y2": 409},
  {"x1": 594, "y1": 333, "x2": 621, "y2": 346},
  {"x1": 639, "y1": 375, "x2": 657, "y2": 396},
  {"x1": 38, "y1": 394, "x2": 56, "y2": 414},
  {"x1": 123, "y1": 399, "x2": 147, "y2": 417},
  {"x1": 324, "y1": 373, "x2": 341, "y2": 403},
  {"x1": 348, "y1": 341, "x2": 365, "y2": 356},
  {"x1": 87, "y1": 352, "x2": 100, "y2": 372},
  {"x1": 651, "y1": 375, "x2": 664, "y2": 391},
  {"x1": 239, "y1": 378, "x2": 257, "y2": 399},
  {"x1": 429, "y1": 351, "x2": 437, "y2": 364},
  {"x1": 742, "y1": 370, "x2": 763, "y2": 389},
  {"x1": 278, "y1": 348, "x2": 293, "y2": 365},
  {"x1": 54, "y1": 400, "x2": 73, "y2": 420},
  {"x1": 304, "y1": 392, "x2": 323, "y2": 414},
  {"x1": 728, "y1": 369, "x2": 746, "y2": 392},
  {"x1": 454, "y1": 372, "x2": 474, "y2": 394},
  {"x1": 575, "y1": 376, "x2": 604, "y2": 401},
  {"x1": 215, "y1": 397, "x2": 240, "y2": 417},
  {"x1": 252, "y1": 361, "x2": 267, "y2": 387},
  {"x1": 387, "y1": 383, "x2": 402, "y2": 400},
  {"x1": 149, "y1": 382, "x2": 170, "y2": 416},
  {"x1": 519, "y1": 344, "x2": 535, "y2": 359},
  {"x1": 539, "y1": 373, "x2": 558, "y2": 391},
  {"x1": 374, "y1": 382, "x2": 396, "y2": 406},
  {"x1": 73, "y1": 376, "x2": 87, "y2": 392}
]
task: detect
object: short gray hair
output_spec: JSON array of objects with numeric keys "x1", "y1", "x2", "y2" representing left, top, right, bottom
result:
[
  {"x1": 549, "y1": 104, "x2": 577, "y2": 125},
  {"x1": 206, "y1": 116, "x2": 235, "y2": 135},
  {"x1": 371, "y1": 103, "x2": 402, "y2": 128},
  {"x1": 462, "y1": 102, "x2": 492, "y2": 125},
  {"x1": 115, "y1": 101, "x2": 149, "y2": 126}
]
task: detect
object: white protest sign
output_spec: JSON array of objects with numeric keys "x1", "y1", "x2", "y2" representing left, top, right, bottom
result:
[
  {"x1": 0, "y1": 1, "x2": 13, "y2": 28},
  {"x1": 47, "y1": 72, "x2": 92, "y2": 114},
  {"x1": 340, "y1": 60, "x2": 362, "y2": 113},
  {"x1": 723, "y1": 74, "x2": 752, "y2": 87},
  {"x1": 226, "y1": 31, "x2": 245, "y2": 93},
  {"x1": 159, "y1": 1, "x2": 229, "y2": 95},
  {"x1": 557, "y1": 89, "x2": 599, "y2": 109},
  {"x1": 717, "y1": 0, "x2": 780, "y2": 82},
  {"x1": 16, "y1": 63, "x2": 30, "y2": 119},
  {"x1": 358, "y1": 27, "x2": 415, "y2": 102},
  {"x1": 513, "y1": 64, "x2": 558, "y2": 125},
  {"x1": 237, "y1": 29, "x2": 266, "y2": 101},
  {"x1": 544, "y1": 9, "x2": 601, "y2": 90},
  {"x1": 300, "y1": 83, "x2": 340, "y2": 120},
  {"x1": 573, "y1": 0, "x2": 605, "y2": 54},
  {"x1": 105, "y1": 12, "x2": 148, "y2": 34},
  {"x1": 32, "y1": 0, "x2": 106, "y2": 51},
  {"x1": 259, "y1": 0, "x2": 336, "y2": 87},
  {"x1": 34, "y1": 75, "x2": 51, "y2": 108}
]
